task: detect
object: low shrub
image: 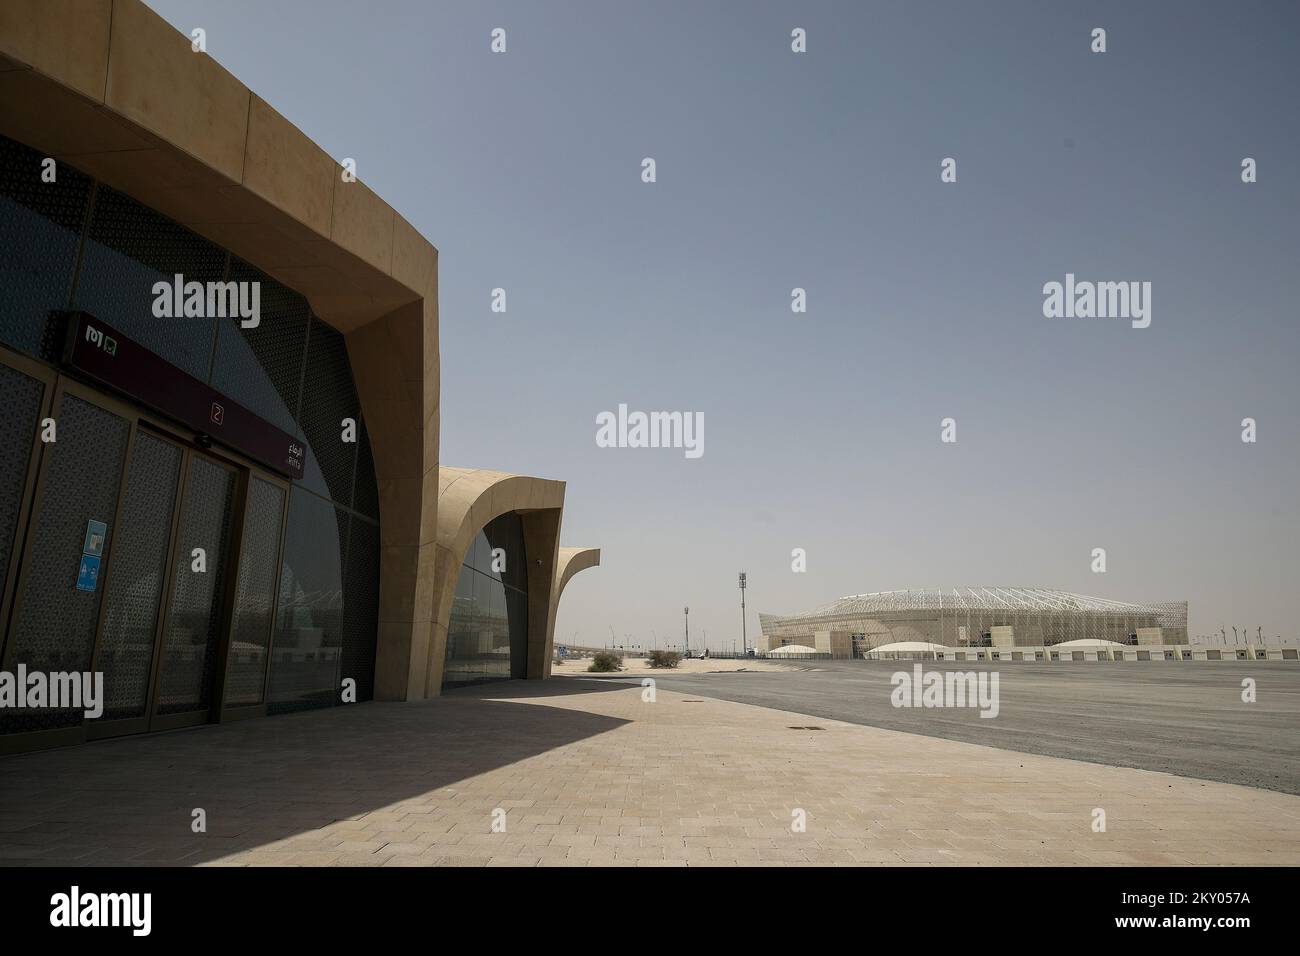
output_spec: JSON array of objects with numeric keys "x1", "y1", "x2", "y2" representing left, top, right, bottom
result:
[
  {"x1": 645, "y1": 650, "x2": 682, "y2": 669},
  {"x1": 588, "y1": 651, "x2": 623, "y2": 673}
]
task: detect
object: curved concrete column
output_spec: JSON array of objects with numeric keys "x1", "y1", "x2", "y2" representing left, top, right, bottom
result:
[
  {"x1": 347, "y1": 296, "x2": 439, "y2": 703},
  {"x1": 426, "y1": 467, "x2": 566, "y2": 697},
  {"x1": 546, "y1": 548, "x2": 601, "y2": 676}
]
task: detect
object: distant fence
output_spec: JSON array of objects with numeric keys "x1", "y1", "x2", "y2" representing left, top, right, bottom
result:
[
  {"x1": 555, "y1": 646, "x2": 647, "y2": 660},
  {"x1": 557, "y1": 645, "x2": 1299, "y2": 663},
  {"x1": 696, "y1": 649, "x2": 829, "y2": 661}
]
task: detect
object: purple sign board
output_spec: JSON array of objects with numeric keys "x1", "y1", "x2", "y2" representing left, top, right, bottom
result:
[{"x1": 62, "y1": 313, "x2": 305, "y2": 480}]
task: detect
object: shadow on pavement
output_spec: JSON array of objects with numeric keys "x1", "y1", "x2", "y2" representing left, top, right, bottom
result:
[{"x1": 0, "y1": 679, "x2": 632, "y2": 866}]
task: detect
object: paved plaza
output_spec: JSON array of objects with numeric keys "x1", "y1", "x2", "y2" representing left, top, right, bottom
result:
[{"x1": 1, "y1": 679, "x2": 1296, "y2": 866}]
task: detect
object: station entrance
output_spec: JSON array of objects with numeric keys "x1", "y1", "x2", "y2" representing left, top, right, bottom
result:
[{"x1": 0, "y1": 348, "x2": 290, "y2": 751}]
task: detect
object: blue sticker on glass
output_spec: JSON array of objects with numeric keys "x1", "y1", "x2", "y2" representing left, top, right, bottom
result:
[{"x1": 76, "y1": 554, "x2": 101, "y2": 592}]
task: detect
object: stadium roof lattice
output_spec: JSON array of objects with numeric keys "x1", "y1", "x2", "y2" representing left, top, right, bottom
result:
[{"x1": 804, "y1": 588, "x2": 1153, "y2": 616}]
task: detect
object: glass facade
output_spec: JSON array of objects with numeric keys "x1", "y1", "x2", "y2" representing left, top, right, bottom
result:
[
  {"x1": 0, "y1": 364, "x2": 44, "y2": 640},
  {"x1": 267, "y1": 487, "x2": 347, "y2": 713},
  {"x1": 154, "y1": 456, "x2": 238, "y2": 717},
  {"x1": 0, "y1": 134, "x2": 90, "y2": 361},
  {"x1": 442, "y1": 513, "x2": 530, "y2": 688},
  {"x1": 0, "y1": 131, "x2": 382, "y2": 741},
  {"x1": 223, "y1": 477, "x2": 286, "y2": 708}
]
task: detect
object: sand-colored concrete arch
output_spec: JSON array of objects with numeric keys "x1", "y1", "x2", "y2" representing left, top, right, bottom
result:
[
  {"x1": 555, "y1": 548, "x2": 601, "y2": 601},
  {"x1": 546, "y1": 548, "x2": 601, "y2": 676},
  {"x1": 424, "y1": 467, "x2": 566, "y2": 697}
]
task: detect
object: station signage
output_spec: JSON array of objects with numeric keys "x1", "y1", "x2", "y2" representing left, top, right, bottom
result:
[{"x1": 62, "y1": 312, "x2": 305, "y2": 480}]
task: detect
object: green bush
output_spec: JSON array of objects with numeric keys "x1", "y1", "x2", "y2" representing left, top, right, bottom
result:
[
  {"x1": 645, "y1": 650, "x2": 682, "y2": 669},
  {"x1": 588, "y1": 651, "x2": 623, "y2": 673}
]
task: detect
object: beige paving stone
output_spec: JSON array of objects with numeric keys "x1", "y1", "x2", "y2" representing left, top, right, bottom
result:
[{"x1": 0, "y1": 681, "x2": 1297, "y2": 867}]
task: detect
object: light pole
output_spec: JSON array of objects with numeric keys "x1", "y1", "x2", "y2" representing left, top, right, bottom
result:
[
  {"x1": 738, "y1": 571, "x2": 748, "y2": 654},
  {"x1": 684, "y1": 606, "x2": 690, "y2": 657}
]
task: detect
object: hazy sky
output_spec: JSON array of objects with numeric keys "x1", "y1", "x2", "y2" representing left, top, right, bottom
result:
[{"x1": 147, "y1": 1, "x2": 1300, "y2": 649}]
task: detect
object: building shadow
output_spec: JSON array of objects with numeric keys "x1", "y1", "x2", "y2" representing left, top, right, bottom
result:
[{"x1": 0, "y1": 679, "x2": 633, "y2": 866}]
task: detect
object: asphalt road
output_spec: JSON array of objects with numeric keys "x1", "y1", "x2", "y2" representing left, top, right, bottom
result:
[{"x1": 591, "y1": 660, "x2": 1300, "y2": 795}]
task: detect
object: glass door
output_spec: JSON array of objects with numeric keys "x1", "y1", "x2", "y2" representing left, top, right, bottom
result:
[
  {"x1": 219, "y1": 475, "x2": 287, "y2": 715},
  {"x1": 149, "y1": 451, "x2": 239, "y2": 730},
  {"x1": 89, "y1": 430, "x2": 185, "y2": 735},
  {"x1": 92, "y1": 439, "x2": 287, "y2": 735},
  {"x1": 0, "y1": 384, "x2": 132, "y2": 741},
  {"x1": 1, "y1": 360, "x2": 290, "y2": 749}
]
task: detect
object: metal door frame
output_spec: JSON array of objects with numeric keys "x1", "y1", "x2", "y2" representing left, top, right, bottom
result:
[
  {"x1": 147, "y1": 447, "x2": 243, "y2": 733},
  {"x1": 0, "y1": 346, "x2": 58, "y2": 664},
  {"x1": 0, "y1": 372, "x2": 136, "y2": 753},
  {"x1": 217, "y1": 470, "x2": 290, "y2": 724},
  {"x1": 85, "y1": 423, "x2": 187, "y2": 741}
]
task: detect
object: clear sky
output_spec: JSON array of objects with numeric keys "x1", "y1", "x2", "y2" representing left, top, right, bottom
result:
[{"x1": 147, "y1": 0, "x2": 1300, "y2": 650}]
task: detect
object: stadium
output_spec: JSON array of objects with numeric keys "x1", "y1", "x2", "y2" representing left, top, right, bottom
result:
[{"x1": 758, "y1": 587, "x2": 1189, "y2": 657}]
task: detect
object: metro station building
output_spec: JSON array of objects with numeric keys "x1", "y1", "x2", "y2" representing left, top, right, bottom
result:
[{"x1": 0, "y1": 1, "x2": 599, "y2": 753}]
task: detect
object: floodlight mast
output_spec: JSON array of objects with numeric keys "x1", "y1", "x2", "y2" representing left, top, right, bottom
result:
[{"x1": 739, "y1": 572, "x2": 748, "y2": 654}]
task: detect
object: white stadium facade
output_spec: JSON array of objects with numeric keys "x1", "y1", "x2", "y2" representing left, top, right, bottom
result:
[{"x1": 758, "y1": 587, "x2": 1189, "y2": 658}]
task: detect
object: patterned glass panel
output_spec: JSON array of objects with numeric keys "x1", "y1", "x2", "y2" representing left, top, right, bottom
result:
[
  {"x1": 1, "y1": 395, "x2": 130, "y2": 733},
  {"x1": 209, "y1": 260, "x2": 309, "y2": 434},
  {"x1": 0, "y1": 364, "x2": 44, "y2": 637},
  {"x1": 223, "y1": 477, "x2": 285, "y2": 707},
  {"x1": 352, "y1": 417, "x2": 379, "y2": 519},
  {"x1": 73, "y1": 185, "x2": 225, "y2": 380},
  {"x1": 0, "y1": 134, "x2": 90, "y2": 360},
  {"x1": 507, "y1": 586, "x2": 528, "y2": 680},
  {"x1": 268, "y1": 487, "x2": 345, "y2": 714},
  {"x1": 340, "y1": 515, "x2": 379, "y2": 703},
  {"x1": 467, "y1": 530, "x2": 490, "y2": 578},
  {"x1": 442, "y1": 564, "x2": 479, "y2": 688},
  {"x1": 155, "y1": 456, "x2": 236, "y2": 716},
  {"x1": 296, "y1": 317, "x2": 357, "y2": 506},
  {"x1": 487, "y1": 578, "x2": 509, "y2": 680},
  {"x1": 442, "y1": 513, "x2": 530, "y2": 689},
  {"x1": 484, "y1": 512, "x2": 527, "y2": 591},
  {"x1": 96, "y1": 433, "x2": 183, "y2": 721},
  {"x1": 443, "y1": 569, "x2": 521, "y2": 688}
]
